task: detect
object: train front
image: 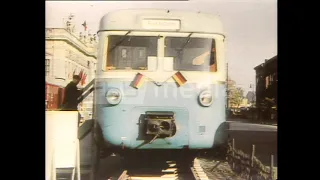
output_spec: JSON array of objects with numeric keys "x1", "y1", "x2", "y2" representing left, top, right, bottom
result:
[{"x1": 94, "y1": 10, "x2": 227, "y2": 150}]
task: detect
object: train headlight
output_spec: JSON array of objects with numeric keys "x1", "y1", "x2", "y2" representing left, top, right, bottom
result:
[
  {"x1": 198, "y1": 90, "x2": 213, "y2": 107},
  {"x1": 105, "y1": 88, "x2": 122, "y2": 105}
]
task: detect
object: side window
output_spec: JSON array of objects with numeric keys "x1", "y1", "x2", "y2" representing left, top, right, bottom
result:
[{"x1": 209, "y1": 41, "x2": 217, "y2": 72}]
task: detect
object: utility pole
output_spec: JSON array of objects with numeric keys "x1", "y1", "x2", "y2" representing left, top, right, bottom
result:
[
  {"x1": 226, "y1": 63, "x2": 229, "y2": 110},
  {"x1": 250, "y1": 83, "x2": 255, "y2": 121}
]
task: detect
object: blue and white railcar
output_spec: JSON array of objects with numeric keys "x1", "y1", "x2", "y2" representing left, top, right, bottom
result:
[{"x1": 94, "y1": 9, "x2": 227, "y2": 152}]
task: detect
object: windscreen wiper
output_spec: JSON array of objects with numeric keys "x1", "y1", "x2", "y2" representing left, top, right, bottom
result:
[
  {"x1": 108, "y1": 31, "x2": 132, "y2": 53},
  {"x1": 180, "y1": 32, "x2": 193, "y2": 49},
  {"x1": 176, "y1": 32, "x2": 194, "y2": 58}
]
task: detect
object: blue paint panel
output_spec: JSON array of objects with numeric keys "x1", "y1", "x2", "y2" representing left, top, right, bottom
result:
[{"x1": 95, "y1": 78, "x2": 226, "y2": 149}]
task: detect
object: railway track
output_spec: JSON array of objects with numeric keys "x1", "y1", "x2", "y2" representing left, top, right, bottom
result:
[{"x1": 114, "y1": 157, "x2": 209, "y2": 180}]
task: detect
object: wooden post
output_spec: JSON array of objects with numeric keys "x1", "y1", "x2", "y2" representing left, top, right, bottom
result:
[
  {"x1": 270, "y1": 154, "x2": 274, "y2": 180},
  {"x1": 250, "y1": 144, "x2": 255, "y2": 180},
  {"x1": 251, "y1": 145, "x2": 255, "y2": 167},
  {"x1": 232, "y1": 138, "x2": 235, "y2": 170}
]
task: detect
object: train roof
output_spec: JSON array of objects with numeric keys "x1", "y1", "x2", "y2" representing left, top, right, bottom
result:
[{"x1": 99, "y1": 9, "x2": 224, "y2": 36}]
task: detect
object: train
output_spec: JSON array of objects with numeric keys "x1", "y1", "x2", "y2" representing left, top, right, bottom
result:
[{"x1": 93, "y1": 9, "x2": 228, "y2": 157}]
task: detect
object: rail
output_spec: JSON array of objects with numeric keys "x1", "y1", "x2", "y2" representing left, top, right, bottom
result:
[
  {"x1": 113, "y1": 157, "x2": 209, "y2": 180},
  {"x1": 226, "y1": 138, "x2": 277, "y2": 180}
]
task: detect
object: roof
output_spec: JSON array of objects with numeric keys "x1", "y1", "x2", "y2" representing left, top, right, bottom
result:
[
  {"x1": 99, "y1": 9, "x2": 224, "y2": 35},
  {"x1": 254, "y1": 55, "x2": 277, "y2": 71}
]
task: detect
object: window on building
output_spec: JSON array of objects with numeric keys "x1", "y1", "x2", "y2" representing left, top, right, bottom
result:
[
  {"x1": 266, "y1": 75, "x2": 272, "y2": 88},
  {"x1": 45, "y1": 59, "x2": 50, "y2": 77}
]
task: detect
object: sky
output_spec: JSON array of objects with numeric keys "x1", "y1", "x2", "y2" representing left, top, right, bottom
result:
[{"x1": 46, "y1": 0, "x2": 277, "y2": 93}]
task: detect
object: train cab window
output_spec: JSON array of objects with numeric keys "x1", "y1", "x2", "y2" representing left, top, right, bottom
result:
[
  {"x1": 106, "y1": 35, "x2": 158, "y2": 70},
  {"x1": 165, "y1": 37, "x2": 217, "y2": 72}
]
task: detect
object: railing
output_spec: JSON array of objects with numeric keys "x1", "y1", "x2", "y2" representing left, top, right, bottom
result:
[
  {"x1": 226, "y1": 138, "x2": 277, "y2": 180},
  {"x1": 77, "y1": 79, "x2": 95, "y2": 104}
]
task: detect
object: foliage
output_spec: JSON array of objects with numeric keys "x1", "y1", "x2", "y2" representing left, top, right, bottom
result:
[{"x1": 229, "y1": 86, "x2": 244, "y2": 108}]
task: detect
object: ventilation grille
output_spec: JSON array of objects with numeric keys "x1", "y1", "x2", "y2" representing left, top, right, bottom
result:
[{"x1": 199, "y1": 126, "x2": 206, "y2": 133}]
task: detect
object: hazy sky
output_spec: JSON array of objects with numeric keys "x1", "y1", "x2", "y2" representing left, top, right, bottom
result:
[{"x1": 46, "y1": 0, "x2": 277, "y2": 93}]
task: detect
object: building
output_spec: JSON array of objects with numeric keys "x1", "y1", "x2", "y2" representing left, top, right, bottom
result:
[
  {"x1": 254, "y1": 55, "x2": 277, "y2": 121},
  {"x1": 246, "y1": 91, "x2": 256, "y2": 106},
  {"x1": 45, "y1": 15, "x2": 97, "y2": 118}
]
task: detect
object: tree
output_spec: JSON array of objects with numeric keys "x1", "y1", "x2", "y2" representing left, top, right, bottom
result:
[
  {"x1": 229, "y1": 87, "x2": 244, "y2": 108},
  {"x1": 227, "y1": 77, "x2": 245, "y2": 108}
]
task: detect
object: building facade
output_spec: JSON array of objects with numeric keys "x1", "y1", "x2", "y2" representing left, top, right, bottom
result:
[
  {"x1": 45, "y1": 18, "x2": 97, "y2": 118},
  {"x1": 254, "y1": 55, "x2": 277, "y2": 121}
]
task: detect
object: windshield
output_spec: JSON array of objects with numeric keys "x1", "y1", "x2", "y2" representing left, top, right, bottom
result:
[
  {"x1": 106, "y1": 35, "x2": 158, "y2": 70},
  {"x1": 165, "y1": 37, "x2": 217, "y2": 72}
]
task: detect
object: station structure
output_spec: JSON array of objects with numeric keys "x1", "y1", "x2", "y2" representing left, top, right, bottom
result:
[{"x1": 45, "y1": 14, "x2": 97, "y2": 119}]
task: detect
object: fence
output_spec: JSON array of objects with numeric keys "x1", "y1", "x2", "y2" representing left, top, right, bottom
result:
[{"x1": 226, "y1": 138, "x2": 277, "y2": 180}]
